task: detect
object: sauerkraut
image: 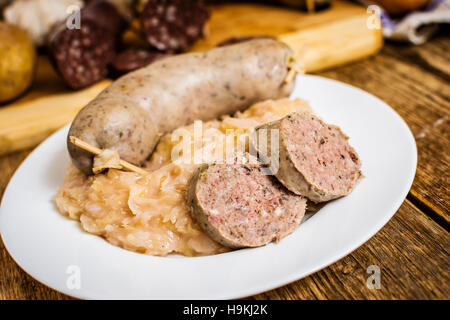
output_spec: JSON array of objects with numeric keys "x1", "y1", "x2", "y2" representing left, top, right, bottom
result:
[{"x1": 55, "y1": 98, "x2": 312, "y2": 256}]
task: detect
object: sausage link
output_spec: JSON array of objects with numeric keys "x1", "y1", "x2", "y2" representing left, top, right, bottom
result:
[{"x1": 68, "y1": 39, "x2": 296, "y2": 175}]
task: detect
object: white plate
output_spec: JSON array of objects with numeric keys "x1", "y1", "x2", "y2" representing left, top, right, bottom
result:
[{"x1": 0, "y1": 75, "x2": 417, "y2": 300}]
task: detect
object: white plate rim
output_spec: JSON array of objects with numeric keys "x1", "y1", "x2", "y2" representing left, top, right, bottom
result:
[{"x1": 0, "y1": 75, "x2": 417, "y2": 300}]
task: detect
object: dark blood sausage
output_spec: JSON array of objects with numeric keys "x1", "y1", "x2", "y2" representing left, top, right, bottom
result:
[
  {"x1": 111, "y1": 48, "x2": 172, "y2": 76},
  {"x1": 68, "y1": 39, "x2": 296, "y2": 175},
  {"x1": 217, "y1": 35, "x2": 276, "y2": 47},
  {"x1": 49, "y1": 0, "x2": 127, "y2": 89},
  {"x1": 254, "y1": 112, "x2": 362, "y2": 202},
  {"x1": 140, "y1": 0, "x2": 209, "y2": 52},
  {"x1": 82, "y1": 0, "x2": 129, "y2": 36},
  {"x1": 187, "y1": 162, "x2": 307, "y2": 248},
  {"x1": 49, "y1": 20, "x2": 116, "y2": 89}
]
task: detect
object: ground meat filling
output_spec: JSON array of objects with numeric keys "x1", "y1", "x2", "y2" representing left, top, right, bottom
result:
[
  {"x1": 195, "y1": 164, "x2": 306, "y2": 247},
  {"x1": 283, "y1": 113, "x2": 361, "y2": 196}
]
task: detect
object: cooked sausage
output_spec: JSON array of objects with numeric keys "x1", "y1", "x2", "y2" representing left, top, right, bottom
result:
[
  {"x1": 254, "y1": 112, "x2": 362, "y2": 202},
  {"x1": 68, "y1": 39, "x2": 296, "y2": 175},
  {"x1": 82, "y1": 0, "x2": 128, "y2": 36},
  {"x1": 140, "y1": 0, "x2": 209, "y2": 52},
  {"x1": 187, "y1": 161, "x2": 307, "y2": 248},
  {"x1": 49, "y1": 0, "x2": 127, "y2": 89},
  {"x1": 49, "y1": 19, "x2": 116, "y2": 89}
]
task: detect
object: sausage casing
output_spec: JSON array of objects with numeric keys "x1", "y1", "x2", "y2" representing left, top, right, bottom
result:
[{"x1": 68, "y1": 39, "x2": 296, "y2": 175}]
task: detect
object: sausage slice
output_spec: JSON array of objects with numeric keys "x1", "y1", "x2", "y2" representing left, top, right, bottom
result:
[
  {"x1": 254, "y1": 112, "x2": 362, "y2": 202},
  {"x1": 187, "y1": 162, "x2": 307, "y2": 248}
]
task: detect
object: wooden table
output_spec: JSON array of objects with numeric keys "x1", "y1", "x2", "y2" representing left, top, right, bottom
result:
[{"x1": 0, "y1": 31, "x2": 449, "y2": 300}]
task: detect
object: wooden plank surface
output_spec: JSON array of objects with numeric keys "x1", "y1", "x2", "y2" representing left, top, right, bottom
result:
[
  {"x1": 0, "y1": 33, "x2": 449, "y2": 300},
  {"x1": 254, "y1": 200, "x2": 449, "y2": 299}
]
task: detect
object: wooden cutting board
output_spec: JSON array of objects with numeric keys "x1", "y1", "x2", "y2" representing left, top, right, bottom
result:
[{"x1": 0, "y1": 1, "x2": 382, "y2": 156}]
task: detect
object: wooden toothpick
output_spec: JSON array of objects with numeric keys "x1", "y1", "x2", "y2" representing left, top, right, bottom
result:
[
  {"x1": 284, "y1": 67, "x2": 297, "y2": 85},
  {"x1": 283, "y1": 47, "x2": 306, "y2": 86},
  {"x1": 69, "y1": 136, "x2": 148, "y2": 175}
]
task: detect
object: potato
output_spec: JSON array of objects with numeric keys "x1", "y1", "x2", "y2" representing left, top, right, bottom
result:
[{"x1": 0, "y1": 23, "x2": 36, "y2": 103}]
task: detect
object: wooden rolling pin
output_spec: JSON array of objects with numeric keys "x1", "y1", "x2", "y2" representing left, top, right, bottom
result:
[
  {"x1": 0, "y1": 1, "x2": 382, "y2": 156},
  {"x1": 281, "y1": 14, "x2": 383, "y2": 72}
]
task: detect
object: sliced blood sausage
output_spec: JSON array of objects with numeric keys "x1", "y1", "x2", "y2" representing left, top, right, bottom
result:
[
  {"x1": 140, "y1": 0, "x2": 209, "y2": 52},
  {"x1": 254, "y1": 112, "x2": 362, "y2": 202},
  {"x1": 82, "y1": 0, "x2": 129, "y2": 36},
  {"x1": 111, "y1": 48, "x2": 172, "y2": 76},
  {"x1": 187, "y1": 161, "x2": 307, "y2": 248},
  {"x1": 49, "y1": 0, "x2": 127, "y2": 89},
  {"x1": 49, "y1": 20, "x2": 116, "y2": 89}
]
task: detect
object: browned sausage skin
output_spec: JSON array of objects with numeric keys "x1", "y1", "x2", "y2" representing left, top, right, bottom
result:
[{"x1": 68, "y1": 39, "x2": 296, "y2": 175}]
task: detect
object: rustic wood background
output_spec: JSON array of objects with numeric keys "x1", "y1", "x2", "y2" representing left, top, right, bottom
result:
[{"x1": 0, "y1": 29, "x2": 449, "y2": 300}]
